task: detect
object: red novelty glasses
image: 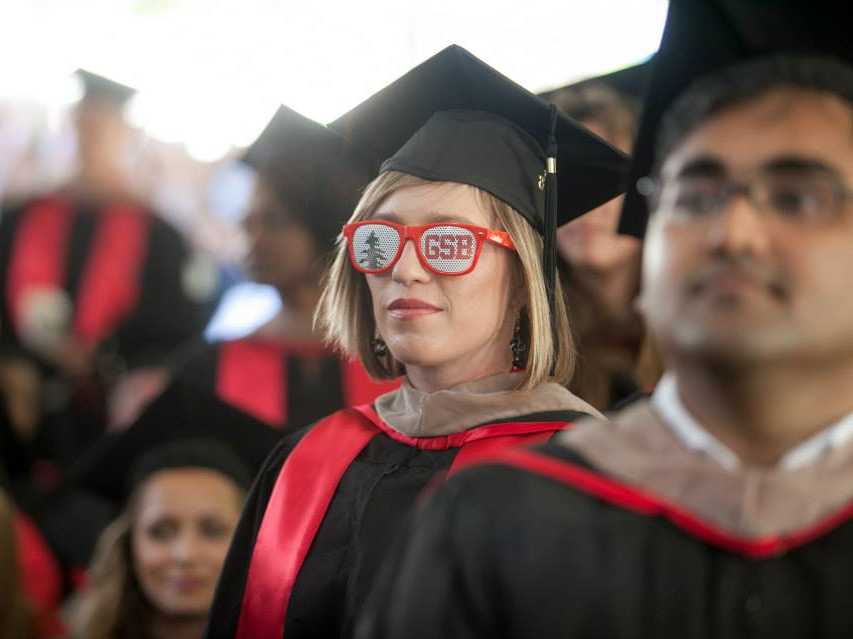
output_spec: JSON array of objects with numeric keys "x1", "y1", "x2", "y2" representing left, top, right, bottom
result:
[{"x1": 343, "y1": 220, "x2": 516, "y2": 276}]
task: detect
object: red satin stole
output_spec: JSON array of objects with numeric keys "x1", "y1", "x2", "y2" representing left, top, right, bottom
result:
[
  {"x1": 6, "y1": 197, "x2": 149, "y2": 345},
  {"x1": 234, "y1": 404, "x2": 570, "y2": 639}
]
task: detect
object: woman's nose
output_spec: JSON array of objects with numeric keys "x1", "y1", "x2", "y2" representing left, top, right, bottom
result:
[
  {"x1": 170, "y1": 531, "x2": 201, "y2": 564},
  {"x1": 391, "y1": 239, "x2": 432, "y2": 284}
]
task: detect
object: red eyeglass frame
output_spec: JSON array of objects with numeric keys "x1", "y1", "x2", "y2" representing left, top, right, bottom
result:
[{"x1": 342, "y1": 220, "x2": 516, "y2": 276}]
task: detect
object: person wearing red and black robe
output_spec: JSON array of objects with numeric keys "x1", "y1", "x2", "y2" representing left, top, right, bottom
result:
[
  {"x1": 167, "y1": 104, "x2": 399, "y2": 436},
  {"x1": 204, "y1": 47, "x2": 626, "y2": 639},
  {"x1": 355, "y1": 4, "x2": 853, "y2": 639},
  {"x1": 0, "y1": 70, "x2": 208, "y2": 475}
]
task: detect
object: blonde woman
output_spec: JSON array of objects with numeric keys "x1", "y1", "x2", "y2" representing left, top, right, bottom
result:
[{"x1": 205, "y1": 45, "x2": 626, "y2": 639}]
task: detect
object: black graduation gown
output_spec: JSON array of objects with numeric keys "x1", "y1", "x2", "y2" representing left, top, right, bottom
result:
[
  {"x1": 0, "y1": 195, "x2": 205, "y2": 367},
  {"x1": 204, "y1": 406, "x2": 590, "y2": 639},
  {"x1": 357, "y1": 433, "x2": 853, "y2": 638},
  {"x1": 172, "y1": 336, "x2": 400, "y2": 434},
  {"x1": 0, "y1": 195, "x2": 207, "y2": 466}
]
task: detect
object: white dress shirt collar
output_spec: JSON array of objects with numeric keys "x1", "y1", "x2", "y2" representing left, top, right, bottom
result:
[{"x1": 651, "y1": 373, "x2": 853, "y2": 471}]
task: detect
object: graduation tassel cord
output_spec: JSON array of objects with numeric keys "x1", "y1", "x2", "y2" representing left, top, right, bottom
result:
[{"x1": 543, "y1": 104, "x2": 559, "y2": 375}]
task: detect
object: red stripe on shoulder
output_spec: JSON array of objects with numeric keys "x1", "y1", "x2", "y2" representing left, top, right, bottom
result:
[
  {"x1": 235, "y1": 407, "x2": 379, "y2": 639},
  {"x1": 217, "y1": 339, "x2": 287, "y2": 426},
  {"x1": 447, "y1": 431, "x2": 555, "y2": 476},
  {"x1": 73, "y1": 204, "x2": 150, "y2": 344},
  {"x1": 340, "y1": 357, "x2": 401, "y2": 406},
  {"x1": 6, "y1": 197, "x2": 72, "y2": 334},
  {"x1": 482, "y1": 447, "x2": 853, "y2": 559},
  {"x1": 350, "y1": 404, "x2": 574, "y2": 450}
]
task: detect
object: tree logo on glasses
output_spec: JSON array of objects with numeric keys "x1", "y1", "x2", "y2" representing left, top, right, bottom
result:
[{"x1": 359, "y1": 230, "x2": 388, "y2": 270}]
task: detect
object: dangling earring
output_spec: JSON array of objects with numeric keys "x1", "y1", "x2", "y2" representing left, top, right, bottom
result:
[
  {"x1": 371, "y1": 335, "x2": 389, "y2": 357},
  {"x1": 510, "y1": 314, "x2": 526, "y2": 370}
]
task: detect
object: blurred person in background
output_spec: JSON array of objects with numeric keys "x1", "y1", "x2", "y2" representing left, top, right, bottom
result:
[
  {"x1": 0, "y1": 70, "x2": 209, "y2": 483},
  {"x1": 545, "y1": 64, "x2": 660, "y2": 410},
  {"x1": 68, "y1": 395, "x2": 277, "y2": 639},
  {"x1": 168, "y1": 105, "x2": 399, "y2": 434}
]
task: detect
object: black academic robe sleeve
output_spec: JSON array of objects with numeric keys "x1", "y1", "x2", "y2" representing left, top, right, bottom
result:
[
  {"x1": 356, "y1": 465, "x2": 514, "y2": 639},
  {"x1": 204, "y1": 426, "x2": 311, "y2": 638},
  {"x1": 358, "y1": 439, "x2": 853, "y2": 639},
  {"x1": 355, "y1": 459, "x2": 636, "y2": 639},
  {"x1": 115, "y1": 217, "x2": 207, "y2": 369}
]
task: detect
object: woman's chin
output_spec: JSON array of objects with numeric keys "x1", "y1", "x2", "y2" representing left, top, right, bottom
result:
[
  {"x1": 387, "y1": 342, "x2": 449, "y2": 371},
  {"x1": 157, "y1": 599, "x2": 212, "y2": 619}
]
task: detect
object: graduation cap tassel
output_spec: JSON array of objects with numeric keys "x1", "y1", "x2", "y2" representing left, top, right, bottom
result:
[{"x1": 543, "y1": 104, "x2": 559, "y2": 376}]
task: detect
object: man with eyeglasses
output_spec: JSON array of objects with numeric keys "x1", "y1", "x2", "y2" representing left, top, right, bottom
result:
[{"x1": 355, "y1": 2, "x2": 853, "y2": 638}]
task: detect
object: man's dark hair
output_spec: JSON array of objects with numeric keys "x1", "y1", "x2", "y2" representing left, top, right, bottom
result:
[{"x1": 654, "y1": 54, "x2": 853, "y2": 174}]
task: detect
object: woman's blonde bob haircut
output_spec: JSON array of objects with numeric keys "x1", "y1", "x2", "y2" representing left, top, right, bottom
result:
[{"x1": 317, "y1": 171, "x2": 575, "y2": 390}]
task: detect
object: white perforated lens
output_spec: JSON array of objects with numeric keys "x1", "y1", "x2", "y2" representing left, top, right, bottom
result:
[
  {"x1": 420, "y1": 226, "x2": 477, "y2": 274},
  {"x1": 351, "y1": 224, "x2": 401, "y2": 272}
]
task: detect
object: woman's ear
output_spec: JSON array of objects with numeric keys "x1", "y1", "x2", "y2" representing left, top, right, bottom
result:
[{"x1": 510, "y1": 266, "x2": 527, "y2": 311}]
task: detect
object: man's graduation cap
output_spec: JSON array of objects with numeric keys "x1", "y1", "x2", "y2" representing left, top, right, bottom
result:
[
  {"x1": 74, "y1": 69, "x2": 137, "y2": 106},
  {"x1": 329, "y1": 45, "x2": 628, "y2": 350},
  {"x1": 619, "y1": 0, "x2": 853, "y2": 238},
  {"x1": 70, "y1": 383, "x2": 280, "y2": 506},
  {"x1": 243, "y1": 105, "x2": 374, "y2": 250}
]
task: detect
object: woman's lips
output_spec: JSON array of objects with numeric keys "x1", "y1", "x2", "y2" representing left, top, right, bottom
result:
[
  {"x1": 170, "y1": 576, "x2": 210, "y2": 593},
  {"x1": 387, "y1": 298, "x2": 441, "y2": 319}
]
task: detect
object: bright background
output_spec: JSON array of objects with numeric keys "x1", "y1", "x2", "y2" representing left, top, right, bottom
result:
[
  {"x1": 0, "y1": 0, "x2": 668, "y2": 338},
  {"x1": 0, "y1": 0, "x2": 668, "y2": 161}
]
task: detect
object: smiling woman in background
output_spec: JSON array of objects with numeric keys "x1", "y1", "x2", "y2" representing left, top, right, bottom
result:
[
  {"x1": 204, "y1": 45, "x2": 626, "y2": 639},
  {"x1": 67, "y1": 397, "x2": 276, "y2": 639}
]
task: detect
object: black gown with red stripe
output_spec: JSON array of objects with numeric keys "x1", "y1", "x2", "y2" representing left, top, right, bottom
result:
[
  {"x1": 357, "y1": 439, "x2": 853, "y2": 639},
  {"x1": 171, "y1": 335, "x2": 400, "y2": 433},
  {"x1": 0, "y1": 195, "x2": 207, "y2": 465},
  {"x1": 204, "y1": 405, "x2": 589, "y2": 639},
  {"x1": 0, "y1": 195, "x2": 205, "y2": 369}
]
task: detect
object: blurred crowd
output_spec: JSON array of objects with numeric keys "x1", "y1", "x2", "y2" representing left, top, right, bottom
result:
[{"x1": 3, "y1": 1, "x2": 853, "y2": 638}]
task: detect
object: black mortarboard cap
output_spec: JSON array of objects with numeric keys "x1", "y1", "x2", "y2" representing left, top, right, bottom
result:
[
  {"x1": 69, "y1": 382, "x2": 280, "y2": 506},
  {"x1": 329, "y1": 45, "x2": 628, "y2": 363},
  {"x1": 539, "y1": 62, "x2": 652, "y2": 104},
  {"x1": 620, "y1": 0, "x2": 853, "y2": 238},
  {"x1": 243, "y1": 105, "x2": 374, "y2": 250},
  {"x1": 74, "y1": 69, "x2": 137, "y2": 106},
  {"x1": 329, "y1": 45, "x2": 627, "y2": 232}
]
